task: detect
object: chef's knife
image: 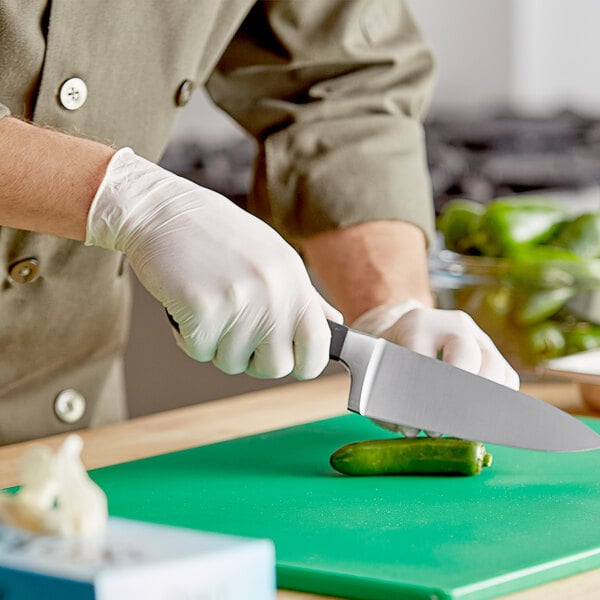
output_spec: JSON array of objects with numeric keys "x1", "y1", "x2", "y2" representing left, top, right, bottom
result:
[{"x1": 328, "y1": 321, "x2": 600, "y2": 452}]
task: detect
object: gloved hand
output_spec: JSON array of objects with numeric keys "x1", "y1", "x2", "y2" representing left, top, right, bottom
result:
[
  {"x1": 86, "y1": 148, "x2": 341, "y2": 379},
  {"x1": 352, "y1": 300, "x2": 520, "y2": 436}
]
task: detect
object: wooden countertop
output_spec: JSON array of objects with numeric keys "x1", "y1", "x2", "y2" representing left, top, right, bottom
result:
[{"x1": 0, "y1": 374, "x2": 597, "y2": 599}]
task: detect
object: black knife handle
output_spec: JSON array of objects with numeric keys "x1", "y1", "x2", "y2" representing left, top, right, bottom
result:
[{"x1": 328, "y1": 320, "x2": 348, "y2": 361}]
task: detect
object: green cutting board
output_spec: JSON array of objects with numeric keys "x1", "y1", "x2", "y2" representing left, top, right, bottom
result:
[{"x1": 91, "y1": 415, "x2": 600, "y2": 600}]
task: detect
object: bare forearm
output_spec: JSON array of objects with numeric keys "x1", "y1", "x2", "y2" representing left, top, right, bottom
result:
[
  {"x1": 300, "y1": 221, "x2": 434, "y2": 323},
  {"x1": 0, "y1": 117, "x2": 115, "y2": 241}
]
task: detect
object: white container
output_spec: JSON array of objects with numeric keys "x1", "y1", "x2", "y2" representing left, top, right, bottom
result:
[{"x1": 0, "y1": 517, "x2": 275, "y2": 599}]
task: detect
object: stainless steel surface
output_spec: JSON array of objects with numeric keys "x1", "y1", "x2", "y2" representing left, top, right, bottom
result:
[{"x1": 338, "y1": 328, "x2": 600, "y2": 452}]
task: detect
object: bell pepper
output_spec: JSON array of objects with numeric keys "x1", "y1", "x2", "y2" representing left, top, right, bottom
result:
[
  {"x1": 482, "y1": 287, "x2": 513, "y2": 316},
  {"x1": 550, "y1": 212, "x2": 600, "y2": 258},
  {"x1": 564, "y1": 323, "x2": 600, "y2": 354},
  {"x1": 437, "y1": 199, "x2": 484, "y2": 254},
  {"x1": 507, "y1": 245, "x2": 584, "y2": 287},
  {"x1": 506, "y1": 246, "x2": 581, "y2": 326},
  {"x1": 523, "y1": 321, "x2": 566, "y2": 362},
  {"x1": 512, "y1": 287, "x2": 575, "y2": 326},
  {"x1": 472, "y1": 197, "x2": 569, "y2": 257}
]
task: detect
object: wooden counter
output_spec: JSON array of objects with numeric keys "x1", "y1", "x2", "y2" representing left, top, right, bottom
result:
[{"x1": 0, "y1": 374, "x2": 597, "y2": 599}]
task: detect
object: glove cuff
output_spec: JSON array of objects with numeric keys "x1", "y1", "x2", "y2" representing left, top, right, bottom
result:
[
  {"x1": 351, "y1": 300, "x2": 425, "y2": 337},
  {"x1": 84, "y1": 146, "x2": 140, "y2": 250}
]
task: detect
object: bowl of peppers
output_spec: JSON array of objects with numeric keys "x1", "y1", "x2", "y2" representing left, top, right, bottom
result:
[{"x1": 431, "y1": 196, "x2": 600, "y2": 395}]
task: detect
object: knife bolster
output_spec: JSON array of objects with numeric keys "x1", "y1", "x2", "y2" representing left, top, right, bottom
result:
[{"x1": 328, "y1": 320, "x2": 348, "y2": 361}]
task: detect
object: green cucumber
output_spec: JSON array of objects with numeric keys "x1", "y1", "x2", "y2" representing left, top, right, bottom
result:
[{"x1": 330, "y1": 437, "x2": 493, "y2": 477}]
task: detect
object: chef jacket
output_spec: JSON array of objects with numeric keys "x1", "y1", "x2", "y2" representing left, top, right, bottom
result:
[{"x1": 0, "y1": 0, "x2": 435, "y2": 444}]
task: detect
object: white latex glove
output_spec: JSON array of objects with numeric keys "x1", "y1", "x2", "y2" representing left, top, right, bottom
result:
[
  {"x1": 352, "y1": 301, "x2": 520, "y2": 436},
  {"x1": 0, "y1": 435, "x2": 107, "y2": 539},
  {"x1": 86, "y1": 148, "x2": 342, "y2": 380}
]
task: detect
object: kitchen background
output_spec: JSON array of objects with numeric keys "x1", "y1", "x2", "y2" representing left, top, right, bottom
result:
[{"x1": 125, "y1": 0, "x2": 600, "y2": 417}]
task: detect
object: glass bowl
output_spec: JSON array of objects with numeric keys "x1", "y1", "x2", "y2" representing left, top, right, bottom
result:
[{"x1": 429, "y1": 249, "x2": 600, "y2": 383}]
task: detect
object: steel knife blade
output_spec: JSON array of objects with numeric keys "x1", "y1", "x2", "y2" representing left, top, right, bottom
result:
[{"x1": 328, "y1": 321, "x2": 600, "y2": 451}]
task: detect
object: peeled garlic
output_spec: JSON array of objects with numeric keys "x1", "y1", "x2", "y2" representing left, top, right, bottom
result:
[{"x1": 0, "y1": 434, "x2": 107, "y2": 540}]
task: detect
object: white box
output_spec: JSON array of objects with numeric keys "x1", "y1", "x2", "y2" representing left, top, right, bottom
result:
[{"x1": 0, "y1": 517, "x2": 275, "y2": 599}]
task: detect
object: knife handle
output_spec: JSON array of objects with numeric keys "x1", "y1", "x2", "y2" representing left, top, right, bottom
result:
[{"x1": 328, "y1": 320, "x2": 348, "y2": 361}]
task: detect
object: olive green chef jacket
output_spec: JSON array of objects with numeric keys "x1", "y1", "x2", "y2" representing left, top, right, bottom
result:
[{"x1": 0, "y1": 0, "x2": 435, "y2": 444}]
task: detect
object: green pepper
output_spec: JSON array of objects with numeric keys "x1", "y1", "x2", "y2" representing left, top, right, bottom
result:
[
  {"x1": 482, "y1": 287, "x2": 513, "y2": 316},
  {"x1": 507, "y1": 245, "x2": 584, "y2": 287},
  {"x1": 437, "y1": 199, "x2": 484, "y2": 254},
  {"x1": 512, "y1": 287, "x2": 575, "y2": 326},
  {"x1": 523, "y1": 321, "x2": 566, "y2": 361},
  {"x1": 472, "y1": 197, "x2": 569, "y2": 257},
  {"x1": 550, "y1": 212, "x2": 600, "y2": 258},
  {"x1": 330, "y1": 437, "x2": 493, "y2": 477},
  {"x1": 564, "y1": 323, "x2": 600, "y2": 353}
]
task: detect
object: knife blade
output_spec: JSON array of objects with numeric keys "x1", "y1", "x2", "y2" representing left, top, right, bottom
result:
[{"x1": 328, "y1": 320, "x2": 600, "y2": 452}]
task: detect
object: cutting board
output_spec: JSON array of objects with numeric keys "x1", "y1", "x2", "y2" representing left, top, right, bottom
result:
[{"x1": 90, "y1": 415, "x2": 600, "y2": 600}]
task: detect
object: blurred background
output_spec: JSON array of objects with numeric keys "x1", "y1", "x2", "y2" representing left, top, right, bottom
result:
[{"x1": 125, "y1": 0, "x2": 600, "y2": 417}]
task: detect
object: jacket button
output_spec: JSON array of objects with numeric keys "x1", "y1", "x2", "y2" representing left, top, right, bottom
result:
[
  {"x1": 54, "y1": 389, "x2": 86, "y2": 424},
  {"x1": 175, "y1": 79, "x2": 194, "y2": 107},
  {"x1": 8, "y1": 258, "x2": 40, "y2": 284},
  {"x1": 59, "y1": 77, "x2": 88, "y2": 110}
]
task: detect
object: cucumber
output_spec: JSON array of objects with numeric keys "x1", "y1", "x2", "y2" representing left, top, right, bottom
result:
[{"x1": 330, "y1": 437, "x2": 493, "y2": 477}]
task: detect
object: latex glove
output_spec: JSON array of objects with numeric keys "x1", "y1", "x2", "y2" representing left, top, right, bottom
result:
[
  {"x1": 0, "y1": 435, "x2": 107, "y2": 539},
  {"x1": 86, "y1": 148, "x2": 341, "y2": 380},
  {"x1": 352, "y1": 301, "x2": 520, "y2": 436}
]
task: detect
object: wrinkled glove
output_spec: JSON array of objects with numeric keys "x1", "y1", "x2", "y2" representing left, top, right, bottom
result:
[
  {"x1": 86, "y1": 148, "x2": 341, "y2": 380},
  {"x1": 352, "y1": 300, "x2": 520, "y2": 436}
]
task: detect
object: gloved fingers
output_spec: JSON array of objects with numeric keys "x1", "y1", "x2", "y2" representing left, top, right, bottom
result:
[
  {"x1": 472, "y1": 344, "x2": 513, "y2": 387},
  {"x1": 176, "y1": 313, "x2": 224, "y2": 363},
  {"x1": 164, "y1": 304, "x2": 224, "y2": 364},
  {"x1": 438, "y1": 330, "x2": 520, "y2": 389},
  {"x1": 438, "y1": 334, "x2": 483, "y2": 375},
  {"x1": 497, "y1": 361, "x2": 521, "y2": 390},
  {"x1": 213, "y1": 326, "x2": 257, "y2": 375},
  {"x1": 245, "y1": 329, "x2": 296, "y2": 379},
  {"x1": 291, "y1": 297, "x2": 332, "y2": 380},
  {"x1": 316, "y1": 294, "x2": 344, "y2": 324},
  {"x1": 504, "y1": 362, "x2": 521, "y2": 390},
  {"x1": 468, "y1": 324, "x2": 521, "y2": 389},
  {"x1": 388, "y1": 308, "x2": 514, "y2": 385}
]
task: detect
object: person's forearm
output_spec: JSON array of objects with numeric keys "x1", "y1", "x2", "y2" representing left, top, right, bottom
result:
[
  {"x1": 300, "y1": 221, "x2": 434, "y2": 323},
  {"x1": 0, "y1": 117, "x2": 115, "y2": 241}
]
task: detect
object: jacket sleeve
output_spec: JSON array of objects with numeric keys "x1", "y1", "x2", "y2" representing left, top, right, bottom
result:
[{"x1": 206, "y1": 0, "x2": 436, "y2": 245}]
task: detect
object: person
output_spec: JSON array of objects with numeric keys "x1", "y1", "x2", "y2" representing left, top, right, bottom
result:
[{"x1": 0, "y1": 0, "x2": 518, "y2": 445}]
